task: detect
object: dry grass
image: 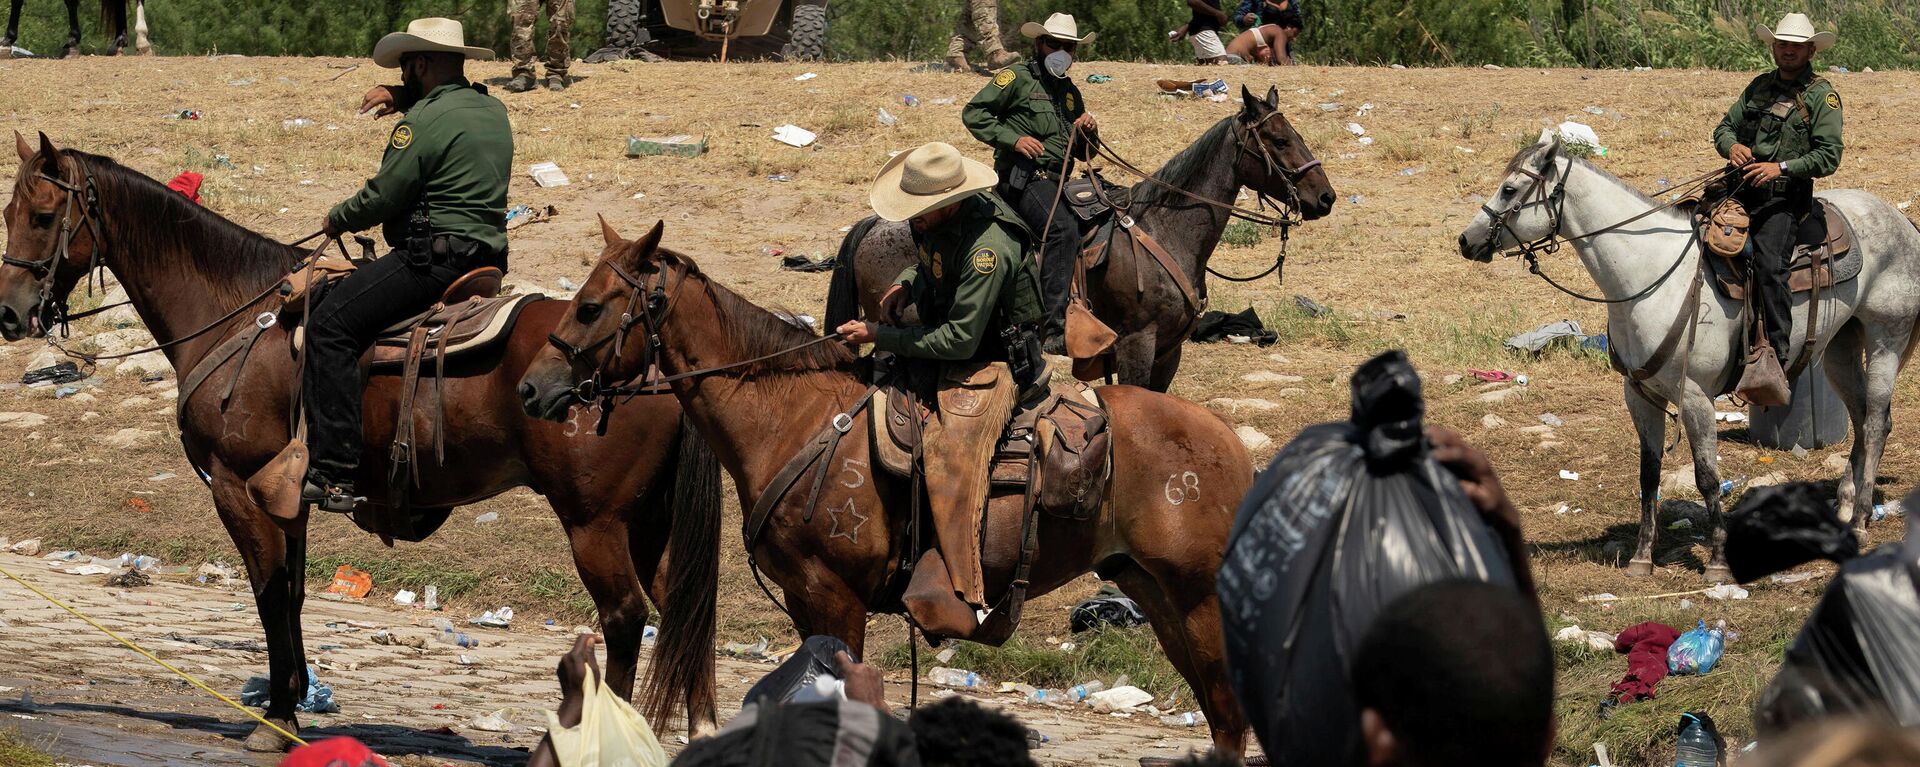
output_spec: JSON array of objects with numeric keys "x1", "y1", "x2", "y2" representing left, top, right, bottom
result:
[{"x1": 1, "y1": 56, "x2": 1918, "y2": 766}]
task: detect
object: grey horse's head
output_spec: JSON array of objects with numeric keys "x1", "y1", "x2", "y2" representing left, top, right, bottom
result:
[{"x1": 1457, "y1": 136, "x2": 1568, "y2": 263}]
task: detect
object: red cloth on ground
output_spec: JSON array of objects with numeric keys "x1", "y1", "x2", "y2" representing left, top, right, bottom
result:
[
  {"x1": 278, "y1": 736, "x2": 390, "y2": 767},
  {"x1": 1610, "y1": 622, "x2": 1682, "y2": 703},
  {"x1": 165, "y1": 171, "x2": 203, "y2": 204}
]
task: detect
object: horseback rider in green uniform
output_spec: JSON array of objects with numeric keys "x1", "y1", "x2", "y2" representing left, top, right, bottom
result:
[
  {"x1": 302, "y1": 18, "x2": 514, "y2": 512},
  {"x1": 1713, "y1": 12, "x2": 1843, "y2": 370},
  {"x1": 961, "y1": 12, "x2": 1099, "y2": 356},
  {"x1": 835, "y1": 142, "x2": 1047, "y2": 638}
]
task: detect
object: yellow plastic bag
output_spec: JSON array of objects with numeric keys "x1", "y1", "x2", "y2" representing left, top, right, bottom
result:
[{"x1": 543, "y1": 666, "x2": 668, "y2": 767}]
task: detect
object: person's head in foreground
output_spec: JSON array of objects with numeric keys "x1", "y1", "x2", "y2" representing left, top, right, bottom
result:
[{"x1": 1352, "y1": 579, "x2": 1555, "y2": 767}]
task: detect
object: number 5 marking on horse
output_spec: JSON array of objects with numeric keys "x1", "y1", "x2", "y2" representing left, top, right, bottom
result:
[
  {"x1": 1165, "y1": 471, "x2": 1200, "y2": 506},
  {"x1": 838, "y1": 457, "x2": 868, "y2": 489}
]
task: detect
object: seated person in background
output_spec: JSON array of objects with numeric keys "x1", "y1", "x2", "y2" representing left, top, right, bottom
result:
[
  {"x1": 1171, "y1": 0, "x2": 1232, "y2": 64},
  {"x1": 1352, "y1": 579, "x2": 1555, "y2": 767}
]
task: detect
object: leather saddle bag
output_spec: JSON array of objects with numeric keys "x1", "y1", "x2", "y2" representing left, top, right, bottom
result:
[{"x1": 1704, "y1": 198, "x2": 1751, "y2": 259}]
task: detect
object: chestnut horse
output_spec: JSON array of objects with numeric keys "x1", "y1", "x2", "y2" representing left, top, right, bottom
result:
[
  {"x1": 521, "y1": 220, "x2": 1257, "y2": 758},
  {"x1": 826, "y1": 86, "x2": 1336, "y2": 391},
  {"x1": 0, "y1": 134, "x2": 719, "y2": 750}
]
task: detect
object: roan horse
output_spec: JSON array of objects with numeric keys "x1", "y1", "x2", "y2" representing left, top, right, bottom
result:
[
  {"x1": 1459, "y1": 137, "x2": 1920, "y2": 580},
  {"x1": 826, "y1": 86, "x2": 1336, "y2": 392},
  {"x1": 520, "y1": 220, "x2": 1259, "y2": 758},
  {"x1": 0, "y1": 134, "x2": 721, "y2": 750},
  {"x1": 1, "y1": 0, "x2": 132, "y2": 57}
]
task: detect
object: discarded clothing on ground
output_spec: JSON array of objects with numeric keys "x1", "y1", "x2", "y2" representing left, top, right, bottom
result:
[
  {"x1": 278, "y1": 736, "x2": 388, "y2": 767},
  {"x1": 166, "y1": 171, "x2": 204, "y2": 205},
  {"x1": 1726, "y1": 481, "x2": 1861, "y2": 584},
  {"x1": 1217, "y1": 350, "x2": 1519, "y2": 764},
  {"x1": 1503, "y1": 319, "x2": 1588, "y2": 354},
  {"x1": 1191, "y1": 307, "x2": 1277, "y2": 346},
  {"x1": 22, "y1": 361, "x2": 82, "y2": 386},
  {"x1": 1609, "y1": 622, "x2": 1681, "y2": 704},
  {"x1": 1069, "y1": 596, "x2": 1148, "y2": 633},
  {"x1": 240, "y1": 665, "x2": 339, "y2": 713},
  {"x1": 1755, "y1": 490, "x2": 1920, "y2": 735},
  {"x1": 780, "y1": 253, "x2": 838, "y2": 273}
]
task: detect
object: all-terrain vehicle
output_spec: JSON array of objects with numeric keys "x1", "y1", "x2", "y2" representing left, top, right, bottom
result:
[{"x1": 595, "y1": 0, "x2": 828, "y2": 62}]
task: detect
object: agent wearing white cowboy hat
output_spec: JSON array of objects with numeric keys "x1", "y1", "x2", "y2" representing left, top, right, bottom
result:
[
  {"x1": 961, "y1": 12, "x2": 1098, "y2": 355},
  {"x1": 836, "y1": 142, "x2": 1046, "y2": 640},
  {"x1": 1712, "y1": 12, "x2": 1843, "y2": 372},
  {"x1": 301, "y1": 18, "x2": 514, "y2": 513}
]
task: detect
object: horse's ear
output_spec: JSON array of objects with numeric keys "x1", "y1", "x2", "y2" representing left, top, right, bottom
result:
[
  {"x1": 630, "y1": 220, "x2": 666, "y2": 264},
  {"x1": 36, "y1": 132, "x2": 57, "y2": 161},
  {"x1": 1265, "y1": 85, "x2": 1280, "y2": 108},
  {"x1": 1536, "y1": 135, "x2": 1563, "y2": 171},
  {"x1": 15, "y1": 131, "x2": 31, "y2": 162},
  {"x1": 1239, "y1": 85, "x2": 1269, "y2": 118},
  {"x1": 598, "y1": 213, "x2": 623, "y2": 248}
]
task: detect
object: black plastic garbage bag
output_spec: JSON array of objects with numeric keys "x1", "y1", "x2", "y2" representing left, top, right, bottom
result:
[
  {"x1": 1726, "y1": 482, "x2": 1861, "y2": 584},
  {"x1": 1190, "y1": 307, "x2": 1277, "y2": 346},
  {"x1": 1217, "y1": 350, "x2": 1518, "y2": 765},
  {"x1": 1755, "y1": 496, "x2": 1920, "y2": 735},
  {"x1": 1068, "y1": 596, "x2": 1148, "y2": 633}
]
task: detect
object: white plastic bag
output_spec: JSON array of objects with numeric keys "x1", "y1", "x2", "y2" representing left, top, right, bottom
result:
[{"x1": 544, "y1": 665, "x2": 668, "y2": 767}]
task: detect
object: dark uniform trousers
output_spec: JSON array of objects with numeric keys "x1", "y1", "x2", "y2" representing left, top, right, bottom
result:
[
  {"x1": 1000, "y1": 176, "x2": 1079, "y2": 342},
  {"x1": 1738, "y1": 180, "x2": 1817, "y2": 367},
  {"x1": 303, "y1": 241, "x2": 503, "y2": 484}
]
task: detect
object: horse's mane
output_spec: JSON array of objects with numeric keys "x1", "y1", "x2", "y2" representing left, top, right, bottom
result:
[
  {"x1": 665, "y1": 248, "x2": 854, "y2": 376},
  {"x1": 1501, "y1": 141, "x2": 1660, "y2": 207},
  {"x1": 1130, "y1": 117, "x2": 1237, "y2": 207},
  {"x1": 71, "y1": 151, "x2": 303, "y2": 303}
]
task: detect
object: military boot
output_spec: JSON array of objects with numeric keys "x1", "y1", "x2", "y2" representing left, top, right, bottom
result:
[
  {"x1": 985, "y1": 50, "x2": 1022, "y2": 71},
  {"x1": 504, "y1": 73, "x2": 537, "y2": 93}
]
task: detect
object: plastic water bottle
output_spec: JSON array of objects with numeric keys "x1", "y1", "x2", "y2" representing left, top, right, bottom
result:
[
  {"x1": 422, "y1": 585, "x2": 440, "y2": 611},
  {"x1": 1675, "y1": 713, "x2": 1719, "y2": 767},
  {"x1": 928, "y1": 667, "x2": 980, "y2": 689},
  {"x1": 1159, "y1": 711, "x2": 1202, "y2": 727},
  {"x1": 1068, "y1": 680, "x2": 1107, "y2": 701}
]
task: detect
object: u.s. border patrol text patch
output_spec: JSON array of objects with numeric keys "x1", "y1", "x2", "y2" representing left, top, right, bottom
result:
[
  {"x1": 1825, "y1": 92, "x2": 1841, "y2": 111},
  {"x1": 993, "y1": 69, "x2": 1015, "y2": 88},
  {"x1": 971, "y1": 247, "x2": 997, "y2": 275},
  {"x1": 390, "y1": 125, "x2": 414, "y2": 150}
]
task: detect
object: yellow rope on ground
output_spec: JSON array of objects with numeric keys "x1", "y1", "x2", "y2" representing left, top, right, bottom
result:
[{"x1": 0, "y1": 562, "x2": 309, "y2": 748}]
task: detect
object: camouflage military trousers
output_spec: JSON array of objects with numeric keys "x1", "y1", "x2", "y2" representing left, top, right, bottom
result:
[
  {"x1": 510, "y1": 0, "x2": 575, "y2": 78},
  {"x1": 948, "y1": 0, "x2": 1006, "y2": 58}
]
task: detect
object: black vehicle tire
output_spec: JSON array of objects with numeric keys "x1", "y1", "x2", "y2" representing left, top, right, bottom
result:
[{"x1": 782, "y1": 2, "x2": 827, "y2": 61}]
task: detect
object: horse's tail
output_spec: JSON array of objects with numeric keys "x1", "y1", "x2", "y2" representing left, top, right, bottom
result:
[
  {"x1": 101, "y1": 0, "x2": 128, "y2": 36},
  {"x1": 825, "y1": 214, "x2": 881, "y2": 330},
  {"x1": 639, "y1": 413, "x2": 721, "y2": 732}
]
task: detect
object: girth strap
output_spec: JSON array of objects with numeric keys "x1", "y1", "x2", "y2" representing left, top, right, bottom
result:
[
  {"x1": 743, "y1": 386, "x2": 880, "y2": 552},
  {"x1": 1610, "y1": 260, "x2": 1705, "y2": 384},
  {"x1": 176, "y1": 314, "x2": 276, "y2": 416}
]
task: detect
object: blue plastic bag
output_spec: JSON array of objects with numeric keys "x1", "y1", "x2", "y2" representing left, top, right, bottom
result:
[
  {"x1": 238, "y1": 665, "x2": 339, "y2": 713},
  {"x1": 1668, "y1": 620, "x2": 1726, "y2": 675}
]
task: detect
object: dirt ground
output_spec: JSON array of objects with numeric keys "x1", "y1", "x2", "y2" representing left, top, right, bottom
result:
[{"x1": 0, "y1": 55, "x2": 1917, "y2": 766}]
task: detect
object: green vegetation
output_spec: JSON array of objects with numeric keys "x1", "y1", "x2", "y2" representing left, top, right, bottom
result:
[
  {"x1": 7, "y1": 0, "x2": 1912, "y2": 69},
  {"x1": 0, "y1": 729, "x2": 55, "y2": 767},
  {"x1": 876, "y1": 625, "x2": 1195, "y2": 706}
]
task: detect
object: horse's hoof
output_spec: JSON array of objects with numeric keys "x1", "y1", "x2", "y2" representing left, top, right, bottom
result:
[
  {"x1": 1704, "y1": 565, "x2": 1732, "y2": 584},
  {"x1": 242, "y1": 718, "x2": 299, "y2": 752},
  {"x1": 1625, "y1": 559, "x2": 1655, "y2": 577}
]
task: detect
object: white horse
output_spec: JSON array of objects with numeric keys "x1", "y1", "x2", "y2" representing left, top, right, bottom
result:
[{"x1": 1458, "y1": 137, "x2": 1920, "y2": 581}]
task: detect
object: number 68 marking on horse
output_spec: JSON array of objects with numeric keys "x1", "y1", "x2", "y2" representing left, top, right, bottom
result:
[{"x1": 1165, "y1": 471, "x2": 1201, "y2": 505}]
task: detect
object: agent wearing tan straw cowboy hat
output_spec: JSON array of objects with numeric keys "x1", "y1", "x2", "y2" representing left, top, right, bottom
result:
[
  {"x1": 1713, "y1": 12, "x2": 1843, "y2": 373},
  {"x1": 836, "y1": 142, "x2": 1046, "y2": 639},
  {"x1": 302, "y1": 17, "x2": 514, "y2": 513},
  {"x1": 962, "y1": 12, "x2": 1098, "y2": 355}
]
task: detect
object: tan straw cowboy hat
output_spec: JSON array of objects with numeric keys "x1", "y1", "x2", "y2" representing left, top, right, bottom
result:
[
  {"x1": 372, "y1": 18, "x2": 496, "y2": 68},
  {"x1": 1020, "y1": 13, "x2": 1096, "y2": 45},
  {"x1": 1756, "y1": 13, "x2": 1835, "y2": 52},
  {"x1": 869, "y1": 142, "x2": 998, "y2": 222}
]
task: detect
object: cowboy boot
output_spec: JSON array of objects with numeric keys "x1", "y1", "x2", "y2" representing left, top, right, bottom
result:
[{"x1": 902, "y1": 549, "x2": 981, "y2": 640}]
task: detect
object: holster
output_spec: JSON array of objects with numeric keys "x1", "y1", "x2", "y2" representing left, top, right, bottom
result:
[{"x1": 404, "y1": 209, "x2": 434, "y2": 267}]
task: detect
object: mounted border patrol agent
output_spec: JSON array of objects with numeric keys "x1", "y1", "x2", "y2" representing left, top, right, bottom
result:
[
  {"x1": 1713, "y1": 12, "x2": 1843, "y2": 373},
  {"x1": 835, "y1": 142, "x2": 1047, "y2": 638},
  {"x1": 303, "y1": 18, "x2": 514, "y2": 512},
  {"x1": 961, "y1": 12, "x2": 1098, "y2": 356}
]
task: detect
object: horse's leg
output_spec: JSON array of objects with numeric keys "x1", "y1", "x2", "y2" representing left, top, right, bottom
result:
[
  {"x1": 104, "y1": 0, "x2": 127, "y2": 54},
  {"x1": 1148, "y1": 339, "x2": 1185, "y2": 394},
  {"x1": 1623, "y1": 383, "x2": 1668, "y2": 576},
  {"x1": 1113, "y1": 330, "x2": 1157, "y2": 389},
  {"x1": 560, "y1": 514, "x2": 651, "y2": 702},
  {"x1": 1848, "y1": 332, "x2": 1906, "y2": 531},
  {"x1": 0, "y1": 0, "x2": 21, "y2": 47},
  {"x1": 1823, "y1": 321, "x2": 1870, "y2": 525},
  {"x1": 1111, "y1": 563, "x2": 1246, "y2": 760},
  {"x1": 208, "y1": 461, "x2": 308, "y2": 752},
  {"x1": 62, "y1": 0, "x2": 79, "y2": 56},
  {"x1": 1675, "y1": 383, "x2": 1729, "y2": 580}
]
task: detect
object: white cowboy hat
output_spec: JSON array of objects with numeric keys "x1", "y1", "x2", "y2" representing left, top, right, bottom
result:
[
  {"x1": 869, "y1": 142, "x2": 998, "y2": 222},
  {"x1": 1020, "y1": 13, "x2": 1096, "y2": 45},
  {"x1": 1756, "y1": 13, "x2": 1835, "y2": 52},
  {"x1": 372, "y1": 18, "x2": 496, "y2": 68}
]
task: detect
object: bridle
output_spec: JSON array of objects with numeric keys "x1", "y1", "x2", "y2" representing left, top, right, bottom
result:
[
  {"x1": 2, "y1": 160, "x2": 112, "y2": 333},
  {"x1": 545, "y1": 253, "x2": 843, "y2": 430}
]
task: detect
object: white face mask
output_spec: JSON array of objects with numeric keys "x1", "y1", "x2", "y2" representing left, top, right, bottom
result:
[{"x1": 1044, "y1": 49, "x2": 1073, "y2": 78}]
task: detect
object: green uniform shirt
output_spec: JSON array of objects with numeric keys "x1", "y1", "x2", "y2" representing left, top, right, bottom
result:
[
  {"x1": 961, "y1": 61, "x2": 1095, "y2": 177},
  {"x1": 1713, "y1": 68, "x2": 1844, "y2": 180},
  {"x1": 328, "y1": 79, "x2": 514, "y2": 255},
  {"x1": 875, "y1": 193, "x2": 1044, "y2": 361}
]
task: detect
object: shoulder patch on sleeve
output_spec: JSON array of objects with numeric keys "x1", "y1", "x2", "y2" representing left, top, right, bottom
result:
[
  {"x1": 390, "y1": 124, "x2": 414, "y2": 150},
  {"x1": 992, "y1": 69, "x2": 1016, "y2": 88},
  {"x1": 1825, "y1": 91, "x2": 1841, "y2": 110},
  {"x1": 971, "y1": 247, "x2": 998, "y2": 275}
]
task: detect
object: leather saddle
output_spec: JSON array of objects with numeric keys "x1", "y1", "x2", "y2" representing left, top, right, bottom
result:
[{"x1": 1694, "y1": 197, "x2": 1860, "y2": 301}]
